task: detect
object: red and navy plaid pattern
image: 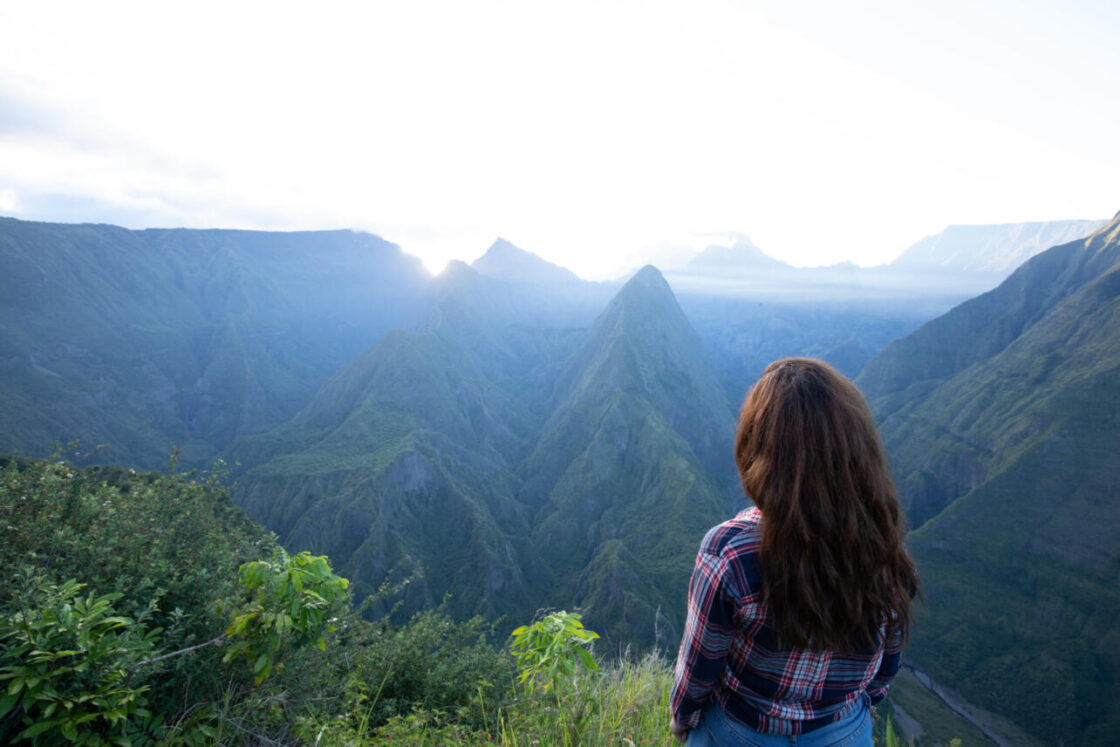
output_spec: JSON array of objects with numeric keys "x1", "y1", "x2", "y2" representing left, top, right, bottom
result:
[{"x1": 671, "y1": 507, "x2": 903, "y2": 736}]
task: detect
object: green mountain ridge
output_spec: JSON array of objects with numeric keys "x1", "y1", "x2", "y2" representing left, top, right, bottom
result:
[
  {"x1": 231, "y1": 264, "x2": 736, "y2": 646},
  {"x1": 520, "y1": 265, "x2": 735, "y2": 644},
  {"x1": 0, "y1": 217, "x2": 430, "y2": 468},
  {"x1": 859, "y1": 213, "x2": 1120, "y2": 526},
  {"x1": 858, "y1": 212, "x2": 1120, "y2": 745}
]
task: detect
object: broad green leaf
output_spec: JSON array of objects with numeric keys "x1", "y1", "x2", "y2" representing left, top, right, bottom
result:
[
  {"x1": 19, "y1": 719, "x2": 62, "y2": 738},
  {"x1": 0, "y1": 691, "x2": 18, "y2": 719},
  {"x1": 576, "y1": 646, "x2": 598, "y2": 672}
]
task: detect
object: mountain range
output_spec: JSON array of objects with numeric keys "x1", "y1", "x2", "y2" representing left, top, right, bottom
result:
[
  {"x1": 230, "y1": 263, "x2": 735, "y2": 646},
  {"x1": 666, "y1": 219, "x2": 1107, "y2": 306},
  {"x1": 0, "y1": 218, "x2": 429, "y2": 467},
  {"x1": 2, "y1": 212, "x2": 1118, "y2": 743},
  {"x1": 889, "y1": 219, "x2": 1108, "y2": 274},
  {"x1": 858, "y1": 212, "x2": 1120, "y2": 744}
]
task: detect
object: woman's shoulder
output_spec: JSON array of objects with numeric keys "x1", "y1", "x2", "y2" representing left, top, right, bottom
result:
[{"x1": 699, "y1": 506, "x2": 763, "y2": 558}]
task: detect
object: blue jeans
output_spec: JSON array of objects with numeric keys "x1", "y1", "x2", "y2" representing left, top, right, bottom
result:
[{"x1": 685, "y1": 696, "x2": 871, "y2": 747}]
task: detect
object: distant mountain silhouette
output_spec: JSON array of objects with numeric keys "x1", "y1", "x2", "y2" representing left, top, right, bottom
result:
[
  {"x1": 684, "y1": 238, "x2": 790, "y2": 274},
  {"x1": 889, "y1": 219, "x2": 1106, "y2": 274},
  {"x1": 472, "y1": 237, "x2": 585, "y2": 286},
  {"x1": 471, "y1": 239, "x2": 616, "y2": 327},
  {"x1": 668, "y1": 220, "x2": 1107, "y2": 305}
]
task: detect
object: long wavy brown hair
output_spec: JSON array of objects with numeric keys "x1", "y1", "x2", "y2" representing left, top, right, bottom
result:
[{"x1": 735, "y1": 358, "x2": 919, "y2": 652}]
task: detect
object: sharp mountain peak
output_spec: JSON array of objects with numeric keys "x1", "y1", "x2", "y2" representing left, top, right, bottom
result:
[
  {"x1": 472, "y1": 238, "x2": 583, "y2": 285},
  {"x1": 589, "y1": 264, "x2": 704, "y2": 363},
  {"x1": 621, "y1": 264, "x2": 672, "y2": 294}
]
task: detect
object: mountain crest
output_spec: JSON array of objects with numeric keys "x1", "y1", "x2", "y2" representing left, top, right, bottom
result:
[
  {"x1": 889, "y1": 219, "x2": 1107, "y2": 274},
  {"x1": 593, "y1": 264, "x2": 693, "y2": 345},
  {"x1": 685, "y1": 238, "x2": 788, "y2": 273},
  {"x1": 471, "y1": 239, "x2": 582, "y2": 285},
  {"x1": 621, "y1": 264, "x2": 673, "y2": 295},
  {"x1": 547, "y1": 261, "x2": 735, "y2": 488}
]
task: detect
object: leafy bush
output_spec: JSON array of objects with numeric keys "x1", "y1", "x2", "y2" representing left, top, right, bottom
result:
[
  {"x1": 0, "y1": 452, "x2": 274, "y2": 712},
  {"x1": 0, "y1": 453, "x2": 353, "y2": 743},
  {"x1": 321, "y1": 607, "x2": 517, "y2": 735},
  {"x1": 510, "y1": 610, "x2": 600, "y2": 694},
  {"x1": 0, "y1": 453, "x2": 693, "y2": 745},
  {"x1": 221, "y1": 548, "x2": 349, "y2": 683},
  {"x1": 0, "y1": 574, "x2": 159, "y2": 744}
]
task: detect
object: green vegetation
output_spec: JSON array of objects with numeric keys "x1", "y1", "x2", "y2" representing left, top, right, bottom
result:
[
  {"x1": 220, "y1": 548, "x2": 350, "y2": 683},
  {"x1": 0, "y1": 454, "x2": 464, "y2": 742},
  {"x1": 0, "y1": 451, "x2": 931, "y2": 745},
  {"x1": 0, "y1": 578, "x2": 159, "y2": 743},
  {"x1": 886, "y1": 669, "x2": 994, "y2": 746},
  {"x1": 0, "y1": 451, "x2": 679, "y2": 744},
  {"x1": 509, "y1": 610, "x2": 599, "y2": 694}
]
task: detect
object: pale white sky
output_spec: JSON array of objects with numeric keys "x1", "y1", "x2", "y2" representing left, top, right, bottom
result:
[{"x1": 1, "y1": 0, "x2": 1116, "y2": 279}]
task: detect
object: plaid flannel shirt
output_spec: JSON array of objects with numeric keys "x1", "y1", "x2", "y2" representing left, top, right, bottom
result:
[{"x1": 671, "y1": 507, "x2": 903, "y2": 736}]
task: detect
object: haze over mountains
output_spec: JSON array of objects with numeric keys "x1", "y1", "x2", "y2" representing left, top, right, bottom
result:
[
  {"x1": 667, "y1": 219, "x2": 1107, "y2": 306},
  {"x1": 889, "y1": 219, "x2": 1108, "y2": 273},
  {"x1": 1, "y1": 212, "x2": 1117, "y2": 744}
]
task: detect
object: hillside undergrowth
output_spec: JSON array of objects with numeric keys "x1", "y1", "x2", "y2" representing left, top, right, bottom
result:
[{"x1": 1, "y1": 451, "x2": 905, "y2": 745}]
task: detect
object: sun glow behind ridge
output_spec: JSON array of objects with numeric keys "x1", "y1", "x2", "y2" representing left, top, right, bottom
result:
[{"x1": 0, "y1": 0, "x2": 1116, "y2": 279}]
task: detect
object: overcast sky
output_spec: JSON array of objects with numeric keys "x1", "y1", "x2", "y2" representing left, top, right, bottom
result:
[{"x1": 1, "y1": 1, "x2": 1116, "y2": 279}]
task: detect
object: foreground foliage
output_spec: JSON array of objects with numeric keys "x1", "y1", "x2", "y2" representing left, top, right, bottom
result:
[
  {"x1": 0, "y1": 453, "x2": 516, "y2": 743},
  {"x1": 509, "y1": 610, "x2": 599, "y2": 694},
  {"x1": 1, "y1": 452, "x2": 910, "y2": 744},
  {"x1": 0, "y1": 577, "x2": 158, "y2": 744},
  {"x1": 0, "y1": 451, "x2": 361, "y2": 743}
]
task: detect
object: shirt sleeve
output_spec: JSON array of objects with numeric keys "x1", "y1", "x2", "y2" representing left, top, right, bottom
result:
[
  {"x1": 670, "y1": 546, "x2": 739, "y2": 729},
  {"x1": 866, "y1": 618, "x2": 904, "y2": 704}
]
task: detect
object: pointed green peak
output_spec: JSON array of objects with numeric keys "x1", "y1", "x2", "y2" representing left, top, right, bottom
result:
[
  {"x1": 623, "y1": 264, "x2": 672, "y2": 294},
  {"x1": 603, "y1": 265, "x2": 681, "y2": 320},
  {"x1": 594, "y1": 264, "x2": 690, "y2": 341}
]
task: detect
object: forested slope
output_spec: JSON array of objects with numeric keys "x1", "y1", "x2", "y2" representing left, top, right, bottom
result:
[
  {"x1": 0, "y1": 218, "x2": 429, "y2": 468},
  {"x1": 231, "y1": 265, "x2": 735, "y2": 647},
  {"x1": 859, "y1": 213, "x2": 1120, "y2": 745}
]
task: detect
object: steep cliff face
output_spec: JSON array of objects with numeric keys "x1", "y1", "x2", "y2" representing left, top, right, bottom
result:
[{"x1": 858, "y1": 214, "x2": 1120, "y2": 744}]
